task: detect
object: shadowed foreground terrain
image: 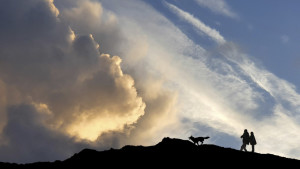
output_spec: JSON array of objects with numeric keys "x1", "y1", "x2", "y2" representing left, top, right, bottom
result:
[{"x1": 1, "y1": 137, "x2": 299, "y2": 168}]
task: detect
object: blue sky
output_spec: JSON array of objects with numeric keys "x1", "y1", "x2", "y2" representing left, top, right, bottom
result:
[
  {"x1": 1, "y1": 0, "x2": 300, "y2": 163},
  {"x1": 146, "y1": 0, "x2": 300, "y2": 89}
]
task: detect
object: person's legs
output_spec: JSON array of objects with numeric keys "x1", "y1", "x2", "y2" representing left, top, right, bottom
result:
[
  {"x1": 251, "y1": 144, "x2": 255, "y2": 152},
  {"x1": 244, "y1": 145, "x2": 247, "y2": 152},
  {"x1": 240, "y1": 144, "x2": 244, "y2": 151},
  {"x1": 240, "y1": 143, "x2": 247, "y2": 151}
]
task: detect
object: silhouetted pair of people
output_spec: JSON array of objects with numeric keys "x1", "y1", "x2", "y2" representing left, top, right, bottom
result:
[{"x1": 240, "y1": 129, "x2": 256, "y2": 152}]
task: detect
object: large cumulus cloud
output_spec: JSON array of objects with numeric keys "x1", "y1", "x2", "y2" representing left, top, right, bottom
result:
[
  {"x1": 55, "y1": 0, "x2": 180, "y2": 147},
  {"x1": 0, "y1": 0, "x2": 147, "y2": 163}
]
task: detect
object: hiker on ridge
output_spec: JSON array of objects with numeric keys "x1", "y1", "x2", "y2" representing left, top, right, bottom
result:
[
  {"x1": 240, "y1": 129, "x2": 249, "y2": 152},
  {"x1": 249, "y1": 131, "x2": 257, "y2": 152}
]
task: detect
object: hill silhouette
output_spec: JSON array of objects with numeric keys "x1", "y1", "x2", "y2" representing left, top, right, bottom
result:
[{"x1": 1, "y1": 137, "x2": 299, "y2": 168}]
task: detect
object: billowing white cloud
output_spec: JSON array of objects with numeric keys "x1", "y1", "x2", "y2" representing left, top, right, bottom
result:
[
  {"x1": 56, "y1": 0, "x2": 181, "y2": 147},
  {"x1": 165, "y1": 2, "x2": 226, "y2": 44},
  {"x1": 57, "y1": 0, "x2": 124, "y2": 55},
  {"x1": 0, "y1": 0, "x2": 145, "y2": 162},
  {"x1": 195, "y1": 0, "x2": 238, "y2": 19}
]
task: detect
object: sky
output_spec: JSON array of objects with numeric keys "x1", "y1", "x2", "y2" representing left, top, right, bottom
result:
[{"x1": 0, "y1": 0, "x2": 300, "y2": 163}]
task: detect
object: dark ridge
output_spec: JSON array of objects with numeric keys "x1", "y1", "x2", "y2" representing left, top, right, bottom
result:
[{"x1": 1, "y1": 137, "x2": 299, "y2": 168}]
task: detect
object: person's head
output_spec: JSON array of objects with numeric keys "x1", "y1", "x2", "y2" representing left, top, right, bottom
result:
[
  {"x1": 244, "y1": 129, "x2": 248, "y2": 132},
  {"x1": 251, "y1": 132, "x2": 254, "y2": 135}
]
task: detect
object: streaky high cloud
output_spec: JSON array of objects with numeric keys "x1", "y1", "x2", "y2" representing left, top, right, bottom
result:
[
  {"x1": 163, "y1": 1, "x2": 300, "y2": 155},
  {"x1": 216, "y1": 43, "x2": 300, "y2": 157},
  {"x1": 165, "y1": 1, "x2": 226, "y2": 44},
  {"x1": 195, "y1": 0, "x2": 238, "y2": 19},
  {"x1": 100, "y1": 0, "x2": 300, "y2": 159}
]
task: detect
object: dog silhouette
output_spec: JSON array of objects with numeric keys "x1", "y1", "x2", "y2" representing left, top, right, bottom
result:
[{"x1": 189, "y1": 135, "x2": 209, "y2": 145}]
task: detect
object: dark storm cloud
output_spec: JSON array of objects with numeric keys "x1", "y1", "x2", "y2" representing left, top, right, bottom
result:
[{"x1": 0, "y1": 104, "x2": 89, "y2": 163}]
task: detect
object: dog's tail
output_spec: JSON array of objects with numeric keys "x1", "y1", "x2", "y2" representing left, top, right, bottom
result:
[{"x1": 204, "y1": 136, "x2": 210, "y2": 139}]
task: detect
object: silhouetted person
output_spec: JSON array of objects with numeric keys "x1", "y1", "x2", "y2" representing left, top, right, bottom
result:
[
  {"x1": 240, "y1": 129, "x2": 249, "y2": 152},
  {"x1": 249, "y1": 132, "x2": 257, "y2": 152}
]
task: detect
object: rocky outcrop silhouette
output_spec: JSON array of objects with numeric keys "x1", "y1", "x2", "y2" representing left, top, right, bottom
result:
[{"x1": 1, "y1": 137, "x2": 299, "y2": 168}]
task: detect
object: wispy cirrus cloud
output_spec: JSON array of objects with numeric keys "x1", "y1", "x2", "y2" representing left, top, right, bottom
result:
[
  {"x1": 160, "y1": 1, "x2": 300, "y2": 159},
  {"x1": 164, "y1": 1, "x2": 226, "y2": 44},
  {"x1": 195, "y1": 0, "x2": 238, "y2": 19}
]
